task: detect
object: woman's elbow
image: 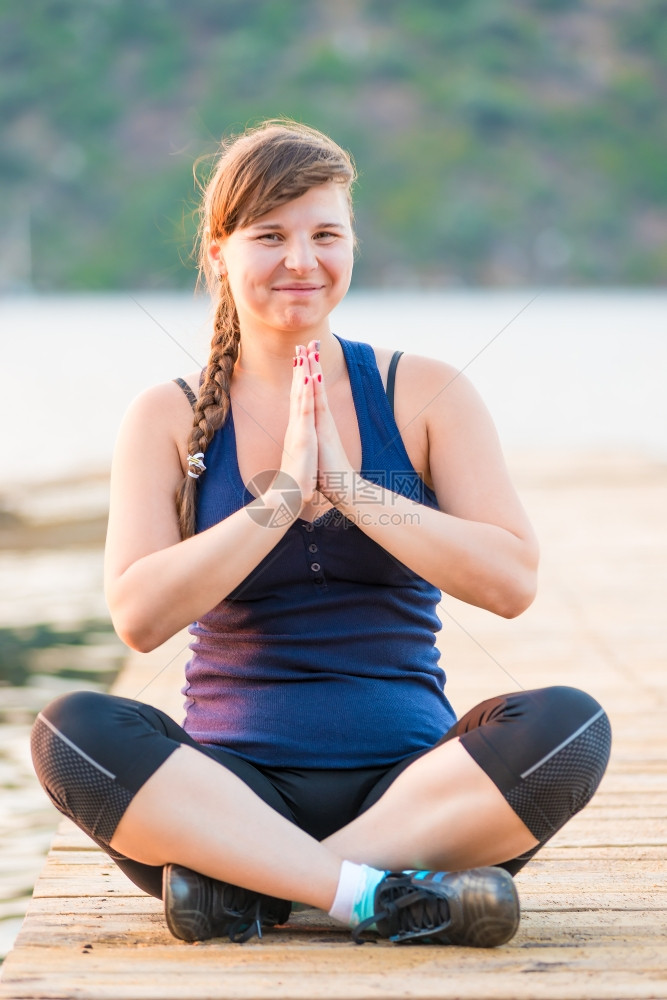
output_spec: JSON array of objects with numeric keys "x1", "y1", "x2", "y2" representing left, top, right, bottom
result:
[
  {"x1": 108, "y1": 597, "x2": 163, "y2": 654},
  {"x1": 112, "y1": 617, "x2": 157, "y2": 654},
  {"x1": 496, "y1": 579, "x2": 537, "y2": 618},
  {"x1": 119, "y1": 629, "x2": 162, "y2": 655},
  {"x1": 494, "y1": 560, "x2": 539, "y2": 619}
]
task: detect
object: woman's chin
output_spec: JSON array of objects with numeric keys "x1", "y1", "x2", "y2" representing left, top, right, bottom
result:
[{"x1": 275, "y1": 307, "x2": 327, "y2": 333}]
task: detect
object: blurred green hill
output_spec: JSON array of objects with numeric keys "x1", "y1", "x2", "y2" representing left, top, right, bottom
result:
[{"x1": 1, "y1": 0, "x2": 666, "y2": 290}]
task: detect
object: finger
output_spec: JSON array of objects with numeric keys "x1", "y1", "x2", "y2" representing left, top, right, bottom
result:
[
  {"x1": 289, "y1": 347, "x2": 313, "y2": 441},
  {"x1": 295, "y1": 344, "x2": 312, "y2": 384},
  {"x1": 301, "y1": 364, "x2": 315, "y2": 416},
  {"x1": 304, "y1": 340, "x2": 322, "y2": 403},
  {"x1": 306, "y1": 339, "x2": 321, "y2": 374},
  {"x1": 291, "y1": 345, "x2": 315, "y2": 428},
  {"x1": 294, "y1": 344, "x2": 307, "y2": 378},
  {"x1": 311, "y1": 353, "x2": 328, "y2": 417},
  {"x1": 312, "y1": 366, "x2": 325, "y2": 408},
  {"x1": 289, "y1": 346, "x2": 304, "y2": 414}
]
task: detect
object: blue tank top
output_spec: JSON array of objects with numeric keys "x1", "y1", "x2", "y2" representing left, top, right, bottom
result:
[{"x1": 182, "y1": 336, "x2": 456, "y2": 767}]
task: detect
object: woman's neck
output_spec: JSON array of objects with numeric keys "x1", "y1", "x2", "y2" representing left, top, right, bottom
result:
[{"x1": 234, "y1": 327, "x2": 345, "y2": 390}]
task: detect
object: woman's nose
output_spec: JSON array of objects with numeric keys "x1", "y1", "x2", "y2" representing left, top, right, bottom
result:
[{"x1": 284, "y1": 238, "x2": 317, "y2": 271}]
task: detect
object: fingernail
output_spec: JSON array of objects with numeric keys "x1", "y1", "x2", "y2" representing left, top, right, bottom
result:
[
  {"x1": 317, "y1": 373, "x2": 322, "y2": 382},
  {"x1": 298, "y1": 356, "x2": 304, "y2": 366},
  {"x1": 315, "y1": 340, "x2": 321, "y2": 351},
  {"x1": 314, "y1": 352, "x2": 319, "y2": 362},
  {"x1": 293, "y1": 357, "x2": 297, "y2": 367},
  {"x1": 304, "y1": 375, "x2": 309, "y2": 385}
]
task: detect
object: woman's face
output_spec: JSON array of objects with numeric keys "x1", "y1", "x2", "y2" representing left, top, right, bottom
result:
[{"x1": 211, "y1": 182, "x2": 354, "y2": 339}]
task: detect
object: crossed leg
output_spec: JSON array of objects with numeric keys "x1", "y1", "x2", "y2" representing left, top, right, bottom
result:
[
  {"x1": 32, "y1": 686, "x2": 610, "y2": 911},
  {"x1": 108, "y1": 735, "x2": 537, "y2": 910},
  {"x1": 323, "y1": 738, "x2": 538, "y2": 872}
]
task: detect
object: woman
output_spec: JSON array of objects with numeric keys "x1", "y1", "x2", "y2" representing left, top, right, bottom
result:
[{"x1": 31, "y1": 120, "x2": 611, "y2": 947}]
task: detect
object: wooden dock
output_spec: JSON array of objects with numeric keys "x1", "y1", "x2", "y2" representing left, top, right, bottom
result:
[{"x1": 2, "y1": 454, "x2": 666, "y2": 999}]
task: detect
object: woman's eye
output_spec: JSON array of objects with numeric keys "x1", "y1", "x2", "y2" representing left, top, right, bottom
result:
[{"x1": 256, "y1": 231, "x2": 337, "y2": 243}]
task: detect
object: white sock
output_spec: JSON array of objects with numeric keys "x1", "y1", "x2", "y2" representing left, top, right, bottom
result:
[{"x1": 328, "y1": 860, "x2": 386, "y2": 927}]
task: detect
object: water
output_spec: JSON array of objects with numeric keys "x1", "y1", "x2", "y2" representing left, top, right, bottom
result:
[
  {"x1": 0, "y1": 676, "x2": 99, "y2": 962},
  {"x1": 1, "y1": 289, "x2": 666, "y2": 486},
  {"x1": 0, "y1": 288, "x2": 665, "y2": 959}
]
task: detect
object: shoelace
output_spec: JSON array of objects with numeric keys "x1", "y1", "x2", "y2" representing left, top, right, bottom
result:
[
  {"x1": 227, "y1": 899, "x2": 264, "y2": 944},
  {"x1": 352, "y1": 883, "x2": 452, "y2": 945}
]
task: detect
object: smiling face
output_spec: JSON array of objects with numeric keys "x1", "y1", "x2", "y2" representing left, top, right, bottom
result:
[{"x1": 210, "y1": 182, "x2": 354, "y2": 340}]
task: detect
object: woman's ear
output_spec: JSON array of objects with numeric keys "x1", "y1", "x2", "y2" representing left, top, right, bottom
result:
[{"x1": 208, "y1": 240, "x2": 227, "y2": 276}]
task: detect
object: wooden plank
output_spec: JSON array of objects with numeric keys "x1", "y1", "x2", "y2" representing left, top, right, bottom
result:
[{"x1": 2, "y1": 946, "x2": 666, "y2": 1000}]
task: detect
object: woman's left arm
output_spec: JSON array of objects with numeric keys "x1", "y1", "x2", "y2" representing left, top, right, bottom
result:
[{"x1": 317, "y1": 352, "x2": 539, "y2": 618}]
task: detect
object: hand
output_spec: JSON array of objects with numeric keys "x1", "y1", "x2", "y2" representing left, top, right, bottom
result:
[
  {"x1": 307, "y1": 342, "x2": 356, "y2": 505},
  {"x1": 279, "y1": 344, "x2": 318, "y2": 506}
]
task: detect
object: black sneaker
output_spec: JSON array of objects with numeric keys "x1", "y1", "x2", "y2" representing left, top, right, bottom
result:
[
  {"x1": 352, "y1": 867, "x2": 519, "y2": 947},
  {"x1": 163, "y1": 864, "x2": 291, "y2": 943}
]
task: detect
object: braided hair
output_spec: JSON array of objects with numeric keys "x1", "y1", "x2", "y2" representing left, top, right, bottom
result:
[{"x1": 176, "y1": 119, "x2": 356, "y2": 538}]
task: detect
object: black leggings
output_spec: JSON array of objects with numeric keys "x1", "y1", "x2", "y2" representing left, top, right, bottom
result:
[{"x1": 31, "y1": 685, "x2": 610, "y2": 900}]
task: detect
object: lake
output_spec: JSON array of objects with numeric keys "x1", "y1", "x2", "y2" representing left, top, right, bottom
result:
[{"x1": 1, "y1": 288, "x2": 666, "y2": 487}]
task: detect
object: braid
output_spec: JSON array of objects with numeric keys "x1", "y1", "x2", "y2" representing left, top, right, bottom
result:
[
  {"x1": 176, "y1": 283, "x2": 240, "y2": 539},
  {"x1": 176, "y1": 119, "x2": 355, "y2": 538}
]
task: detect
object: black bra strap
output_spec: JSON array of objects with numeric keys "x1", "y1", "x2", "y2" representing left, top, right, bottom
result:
[
  {"x1": 386, "y1": 351, "x2": 403, "y2": 416},
  {"x1": 173, "y1": 377, "x2": 197, "y2": 410}
]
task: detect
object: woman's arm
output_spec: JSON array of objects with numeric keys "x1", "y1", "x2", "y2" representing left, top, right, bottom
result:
[
  {"x1": 105, "y1": 366, "x2": 317, "y2": 652},
  {"x1": 314, "y1": 352, "x2": 539, "y2": 618}
]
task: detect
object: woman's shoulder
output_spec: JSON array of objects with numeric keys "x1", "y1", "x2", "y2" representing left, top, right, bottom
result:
[
  {"x1": 111, "y1": 373, "x2": 203, "y2": 494},
  {"x1": 124, "y1": 371, "x2": 201, "y2": 419},
  {"x1": 116, "y1": 374, "x2": 201, "y2": 464},
  {"x1": 371, "y1": 346, "x2": 461, "y2": 399},
  {"x1": 379, "y1": 348, "x2": 491, "y2": 457}
]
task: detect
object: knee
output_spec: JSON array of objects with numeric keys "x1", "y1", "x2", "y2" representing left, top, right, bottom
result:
[
  {"x1": 30, "y1": 691, "x2": 117, "y2": 790},
  {"x1": 531, "y1": 686, "x2": 612, "y2": 816},
  {"x1": 35, "y1": 689, "x2": 109, "y2": 734},
  {"x1": 537, "y1": 685, "x2": 608, "y2": 728},
  {"x1": 30, "y1": 690, "x2": 138, "y2": 843},
  {"x1": 543, "y1": 685, "x2": 611, "y2": 783},
  {"x1": 32, "y1": 691, "x2": 113, "y2": 770}
]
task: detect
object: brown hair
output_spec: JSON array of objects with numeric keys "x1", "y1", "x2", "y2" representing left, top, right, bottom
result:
[{"x1": 176, "y1": 119, "x2": 356, "y2": 538}]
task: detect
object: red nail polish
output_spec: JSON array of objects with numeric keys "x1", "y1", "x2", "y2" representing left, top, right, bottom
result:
[
  {"x1": 317, "y1": 373, "x2": 322, "y2": 382},
  {"x1": 315, "y1": 352, "x2": 320, "y2": 362},
  {"x1": 299, "y1": 357, "x2": 304, "y2": 366},
  {"x1": 293, "y1": 357, "x2": 297, "y2": 367},
  {"x1": 304, "y1": 375, "x2": 309, "y2": 384}
]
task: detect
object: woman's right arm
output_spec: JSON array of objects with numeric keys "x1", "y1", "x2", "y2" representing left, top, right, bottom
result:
[{"x1": 104, "y1": 379, "x2": 312, "y2": 653}]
